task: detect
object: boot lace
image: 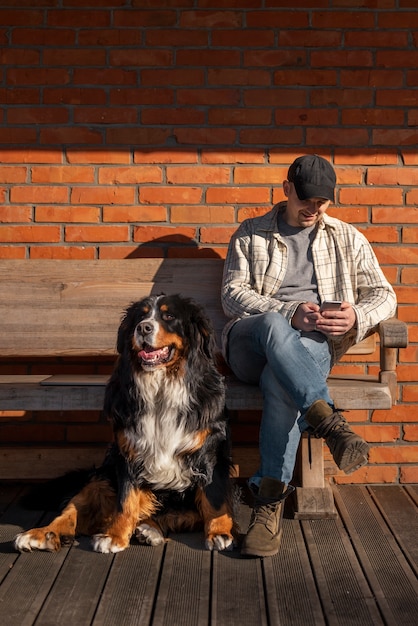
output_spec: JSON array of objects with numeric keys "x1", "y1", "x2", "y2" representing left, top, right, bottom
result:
[{"x1": 313, "y1": 410, "x2": 350, "y2": 439}]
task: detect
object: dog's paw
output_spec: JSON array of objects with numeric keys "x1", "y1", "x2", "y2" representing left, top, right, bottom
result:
[
  {"x1": 135, "y1": 523, "x2": 164, "y2": 546},
  {"x1": 14, "y1": 529, "x2": 62, "y2": 552},
  {"x1": 91, "y1": 534, "x2": 127, "y2": 553},
  {"x1": 205, "y1": 534, "x2": 235, "y2": 552}
]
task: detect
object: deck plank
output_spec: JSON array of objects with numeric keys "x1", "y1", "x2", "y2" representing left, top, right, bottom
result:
[
  {"x1": 33, "y1": 537, "x2": 113, "y2": 625},
  {"x1": 92, "y1": 542, "x2": 164, "y2": 625},
  {"x1": 264, "y1": 519, "x2": 325, "y2": 626},
  {"x1": 302, "y1": 517, "x2": 383, "y2": 625},
  {"x1": 334, "y1": 484, "x2": 418, "y2": 626},
  {"x1": 368, "y1": 485, "x2": 418, "y2": 572},
  {"x1": 152, "y1": 533, "x2": 211, "y2": 626}
]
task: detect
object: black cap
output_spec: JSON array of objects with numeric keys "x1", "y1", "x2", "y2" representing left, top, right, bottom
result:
[{"x1": 287, "y1": 155, "x2": 336, "y2": 202}]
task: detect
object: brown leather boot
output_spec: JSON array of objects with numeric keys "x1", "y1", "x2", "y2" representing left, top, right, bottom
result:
[
  {"x1": 305, "y1": 399, "x2": 369, "y2": 474},
  {"x1": 241, "y1": 477, "x2": 294, "y2": 558}
]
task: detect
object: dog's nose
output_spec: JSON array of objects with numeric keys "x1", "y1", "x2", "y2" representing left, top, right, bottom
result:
[{"x1": 138, "y1": 320, "x2": 155, "y2": 335}]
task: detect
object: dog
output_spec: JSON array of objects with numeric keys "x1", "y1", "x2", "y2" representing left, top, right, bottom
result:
[{"x1": 14, "y1": 294, "x2": 238, "y2": 554}]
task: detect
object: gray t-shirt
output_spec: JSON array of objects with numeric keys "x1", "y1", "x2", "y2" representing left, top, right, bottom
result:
[{"x1": 275, "y1": 215, "x2": 320, "y2": 304}]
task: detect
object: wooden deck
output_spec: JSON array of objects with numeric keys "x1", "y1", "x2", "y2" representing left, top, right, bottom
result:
[{"x1": 0, "y1": 483, "x2": 417, "y2": 626}]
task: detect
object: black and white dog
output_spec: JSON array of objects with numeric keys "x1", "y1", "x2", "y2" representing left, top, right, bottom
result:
[{"x1": 15, "y1": 294, "x2": 237, "y2": 553}]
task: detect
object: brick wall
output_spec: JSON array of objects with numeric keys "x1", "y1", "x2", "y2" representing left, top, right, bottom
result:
[{"x1": 0, "y1": 1, "x2": 417, "y2": 483}]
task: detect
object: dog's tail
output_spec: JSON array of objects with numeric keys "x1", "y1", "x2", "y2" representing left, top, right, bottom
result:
[{"x1": 20, "y1": 468, "x2": 94, "y2": 511}]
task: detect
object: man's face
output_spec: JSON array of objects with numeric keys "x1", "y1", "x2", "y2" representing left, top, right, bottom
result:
[{"x1": 282, "y1": 180, "x2": 330, "y2": 228}]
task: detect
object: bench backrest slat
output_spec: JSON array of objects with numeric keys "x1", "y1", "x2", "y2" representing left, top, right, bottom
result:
[{"x1": 0, "y1": 259, "x2": 375, "y2": 357}]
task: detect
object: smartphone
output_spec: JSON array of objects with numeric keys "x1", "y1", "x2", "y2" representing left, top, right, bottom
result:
[{"x1": 320, "y1": 300, "x2": 342, "y2": 312}]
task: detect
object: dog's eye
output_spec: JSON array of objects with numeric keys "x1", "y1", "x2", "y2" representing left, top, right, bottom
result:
[{"x1": 162, "y1": 312, "x2": 175, "y2": 321}]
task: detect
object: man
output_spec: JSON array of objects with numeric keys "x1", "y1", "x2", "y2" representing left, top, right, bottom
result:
[{"x1": 221, "y1": 154, "x2": 397, "y2": 558}]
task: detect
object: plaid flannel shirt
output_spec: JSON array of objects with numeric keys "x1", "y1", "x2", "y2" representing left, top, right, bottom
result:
[{"x1": 221, "y1": 202, "x2": 397, "y2": 364}]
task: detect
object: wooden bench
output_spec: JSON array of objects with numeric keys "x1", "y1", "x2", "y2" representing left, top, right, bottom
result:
[{"x1": 0, "y1": 259, "x2": 408, "y2": 518}]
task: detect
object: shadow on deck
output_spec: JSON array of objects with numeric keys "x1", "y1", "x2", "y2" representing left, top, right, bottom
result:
[{"x1": 0, "y1": 483, "x2": 417, "y2": 626}]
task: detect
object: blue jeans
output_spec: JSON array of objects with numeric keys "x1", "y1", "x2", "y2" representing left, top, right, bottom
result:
[{"x1": 227, "y1": 312, "x2": 333, "y2": 486}]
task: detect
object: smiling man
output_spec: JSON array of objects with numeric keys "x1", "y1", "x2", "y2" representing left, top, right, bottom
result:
[{"x1": 221, "y1": 154, "x2": 397, "y2": 558}]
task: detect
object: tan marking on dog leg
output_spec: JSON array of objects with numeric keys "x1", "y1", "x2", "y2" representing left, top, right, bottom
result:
[
  {"x1": 196, "y1": 489, "x2": 236, "y2": 551},
  {"x1": 93, "y1": 488, "x2": 158, "y2": 553},
  {"x1": 14, "y1": 501, "x2": 78, "y2": 552}
]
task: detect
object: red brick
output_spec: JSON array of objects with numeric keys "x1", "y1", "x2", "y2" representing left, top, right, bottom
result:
[
  {"x1": 372, "y1": 208, "x2": 418, "y2": 224},
  {"x1": 341, "y1": 70, "x2": 403, "y2": 88},
  {"x1": 234, "y1": 167, "x2": 286, "y2": 185},
  {"x1": 8, "y1": 107, "x2": 69, "y2": 125},
  {"x1": 178, "y1": 89, "x2": 240, "y2": 106},
  {"x1": 133, "y1": 226, "x2": 197, "y2": 244},
  {"x1": 209, "y1": 108, "x2": 272, "y2": 126},
  {"x1": 0, "y1": 206, "x2": 32, "y2": 222},
  {"x1": 404, "y1": 425, "x2": 418, "y2": 442},
  {"x1": 312, "y1": 11, "x2": 374, "y2": 29},
  {"x1": 241, "y1": 128, "x2": 303, "y2": 145},
  {"x1": 247, "y1": 11, "x2": 309, "y2": 28},
  {"x1": 403, "y1": 229, "x2": 418, "y2": 244},
  {"x1": 310, "y1": 88, "x2": 373, "y2": 106},
  {"x1": 0, "y1": 246, "x2": 26, "y2": 259},
  {"x1": 71, "y1": 187, "x2": 135, "y2": 205},
  {"x1": 32, "y1": 166, "x2": 95, "y2": 183},
  {"x1": 0, "y1": 166, "x2": 27, "y2": 182},
  {"x1": 212, "y1": 29, "x2": 274, "y2": 48},
  {"x1": 12, "y1": 28, "x2": 75, "y2": 46},
  {"x1": 47, "y1": 9, "x2": 110, "y2": 28},
  {"x1": 403, "y1": 386, "x2": 418, "y2": 403},
  {"x1": 40, "y1": 127, "x2": 102, "y2": 145},
  {"x1": 206, "y1": 187, "x2": 270, "y2": 204},
  {"x1": 110, "y1": 88, "x2": 173, "y2": 106},
  {"x1": 340, "y1": 188, "x2": 403, "y2": 206},
  {"x1": 134, "y1": 150, "x2": 198, "y2": 165},
  {"x1": 311, "y1": 50, "x2": 373, "y2": 68},
  {"x1": 342, "y1": 109, "x2": 404, "y2": 126},
  {"x1": 103, "y1": 206, "x2": 166, "y2": 223},
  {"x1": 400, "y1": 466, "x2": 418, "y2": 483},
  {"x1": 142, "y1": 108, "x2": 205, "y2": 126},
  {"x1": 10, "y1": 185, "x2": 68, "y2": 204},
  {"x1": 373, "y1": 129, "x2": 418, "y2": 146},
  {"x1": 174, "y1": 128, "x2": 237, "y2": 145},
  {"x1": 140, "y1": 186, "x2": 202, "y2": 205},
  {"x1": 306, "y1": 128, "x2": 369, "y2": 147},
  {"x1": 73, "y1": 68, "x2": 137, "y2": 86},
  {"x1": 200, "y1": 227, "x2": 237, "y2": 244},
  {"x1": 208, "y1": 68, "x2": 270, "y2": 86},
  {"x1": 370, "y1": 446, "x2": 418, "y2": 464},
  {"x1": 30, "y1": 247, "x2": 95, "y2": 260},
  {"x1": 0, "y1": 226, "x2": 61, "y2": 243},
  {"x1": 167, "y1": 166, "x2": 230, "y2": 185},
  {"x1": 74, "y1": 107, "x2": 137, "y2": 125},
  {"x1": 98, "y1": 166, "x2": 162, "y2": 185},
  {"x1": 171, "y1": 206, "x2": 234, "y2": 224},
  {"x1": 274, "y1": 69, "x2": 336, "y2": 86},
  {"x1": 334, "y1": 466, "x2": 398, "y2": 485},
  {"x1": 202, "y1": 150, "x2": 264, "y2": 164},
  {"x1": 245, "y1": 89, "x2": 306, "y2": 107},
  {"x1": 106, "y1": 127, "x2": 170, "y2": 146},
  {"x1": 67, "y1": 149, "x2": 130, "y2": 164},
  {"x1": 180, "y1": 10, "x2": 242, "y2": 28},
  {"x1": 35, "y1": 206, "x2": 100, "y2": 223},
  {"x1": 65, "y1": 226, "x2": 129, "y2": 243}
]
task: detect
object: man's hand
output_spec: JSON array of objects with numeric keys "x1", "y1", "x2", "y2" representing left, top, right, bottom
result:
[{"x1": 292, "y1": 301, "x2": 356, "y2": 336}]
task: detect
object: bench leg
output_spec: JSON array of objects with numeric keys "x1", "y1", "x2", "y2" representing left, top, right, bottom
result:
[{"x1": 292, "y1": 434, "x2": 337, "y2": 519}]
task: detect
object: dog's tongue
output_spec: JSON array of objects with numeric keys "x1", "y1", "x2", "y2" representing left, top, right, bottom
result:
[{"x1": 138, "y1": 346, "x2": 169, "y2": 363}]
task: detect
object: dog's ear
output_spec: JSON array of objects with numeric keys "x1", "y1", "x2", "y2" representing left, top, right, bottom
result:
[
  {"x1": 189, "y1": 303, "x2": 217, "y2": 360},
  {"x1": 116, "y1": 304, "x2": 135, "y2": 354}
]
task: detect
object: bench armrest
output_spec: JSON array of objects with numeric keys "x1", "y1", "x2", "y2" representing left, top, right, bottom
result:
[
  {"x1": 377, "y1": 317, "x2": 408, "y2": 349},
  {"x1": 377, "y1": 318, "x2": 407, "y2": 403}
]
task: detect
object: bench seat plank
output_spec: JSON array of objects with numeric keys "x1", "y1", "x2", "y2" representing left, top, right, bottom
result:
[{"x1": 0, "y1": 373, "x2": 392, "y2": 411}]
